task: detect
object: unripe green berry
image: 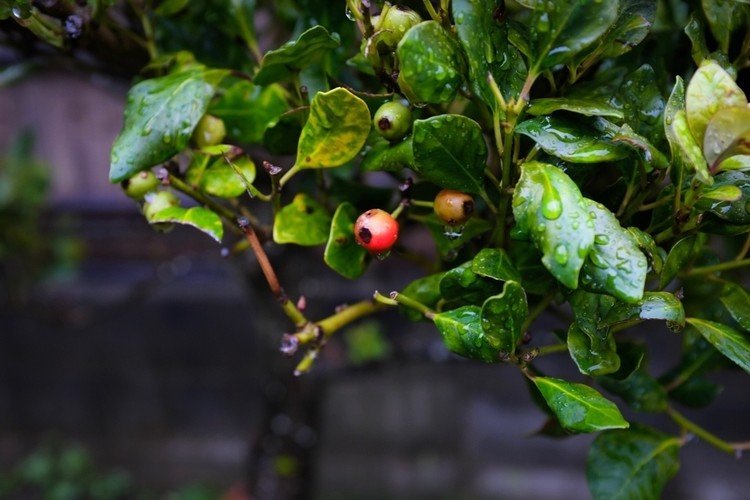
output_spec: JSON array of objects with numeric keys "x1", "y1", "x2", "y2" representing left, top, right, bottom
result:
[
  {"x1": 143, "y1": 190, "x2": 180, "y2": 221},
  {"x1": 191, "y1": 114, "x2": 226, "y2": 148},
  {"x1": 373, "y1": 4, "x2": 422, "y2": 48},
  {"x1": 121, "y1": 170, "x2": 159, "y2": 199},
  {"x1": 373, "y1": 101, "x2": 413, "y2": 142},
  {"x1": 434, "y1": 189, "x2": 474, "y2": 226}
]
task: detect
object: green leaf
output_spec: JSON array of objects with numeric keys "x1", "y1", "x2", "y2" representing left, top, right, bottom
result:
[
  {"x1": 597, "y1": 343, "x2": 667, "y2": 413},
  {"x1": 516, "y1": 116, "x2": 629, "y2": 163},
  {"x1": 512, "y1": 162, "x2": 596, "y2": 289},
  {"x1": 615, "y1": 65, "x2": 665, "y2": 145},
  {"x1": 717, "y1": 155, "x2": 750, "y2": 172},
  {"x1": 627, "y1": 227, "x2": 666, "y2": 275},
  {"x1": 670, "y1": 110, "x2": 712, "y2": 185},
  {"x1": 567, "y1": 322, "x2": 620, "y2": 376},
  {"x1": 324, "y1": 202, "x2": 368, "y2": 279},
  {"x1": 685, "y1": 60, "x2": 747, "y2": 147},
  {"x1": 587, "y1": 427, "x2": 680, "y2": 500},
  {"x1": 191, "y1": 156, "x2": 256, "y2": 199},
  {"x1": 599, "y1": 0, "x2": 656, "y2": 58},
  {"x1": 361, "y1": 135, "x2": 414, "y2": 172},
  {"x1": 480, "y1": 281, "x2": 528, "y2": 354},
  {"x1": 532, "y1": 376, "x2": 629, "y2": 433},
  {"x1": 295, "y1": 87, "x2": 371, "y2": 169},
  {"x1": 660, "y1": 233, "x2": 708, "y2": 288},
  {"x1": 527, "y1": 98, "x2": 624, "y2": 119},
  {"x1": 273, "y1": 193, "x2": 331, "y2": 246},
  {"x1": 694, "y1": 171, "x2": 750, "y2": 224},
  {"x1": 148, "y1": 206, "x2": 223, "y2": 242},
  {"x1": 703, "y1": 106, "x2": 750, "y2": 167},
  {"x1": 579, "y1": 200, "x2": 647, "y2": 303},
  {"x1": 440, "y1": 261, "x2": 504, "y2": 306},
  {"x1": 684, "y1": 13, "x2": 710, "y2": 66},
  {"x1": 412, "y1": 115, "x2": 487, "y2": 194},
  {"x1": 611, "y1": 124, "x2": 670, "y2": 170},
  {"x1": 396, "y1": 21, "x2": 464, "y2": 104},
  {"x1": 669, "y1": 376, "x2": 723, "y2": 408},
  {"x1": 423, "y1": 214, "x2": 493, "y2": 257},
  {"x1": 109, "y1": 68, "x2": 228, "y2": 182},
  {"x1": 686, "y1": 318, "x2": 750, "y2": 374},
  {"x1": 604, "y1": 292, "x2": 686, "y2": 329},
  {"x1": 472, "y1": 248, "x2": 522, "y2": 282},
  {"x1": 401, "y1": 272, "x2": 445, "y2": 321},
  {"x1": 702, "y1": 0, "x2": 746, "y2": 53},
  {"x1": 209, "y1": 81, "x2": 289, "y2": 144},
  {"x1": 718, "y1": 280, "x2": 750, "y2": 332},
  {"x1": 253, "y1": 25, "x2": 340, "y2": 86},
  {"x1": 527, "y1": 0, "x2": 620, "y2": 73},
  {"x1": 434, "y1": 306, "x2": 500, "y2": 362}
]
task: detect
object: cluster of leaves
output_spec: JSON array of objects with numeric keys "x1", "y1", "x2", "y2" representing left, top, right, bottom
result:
[{"x1": 8, "y1": 0, "x2": 750, "y2": 497}]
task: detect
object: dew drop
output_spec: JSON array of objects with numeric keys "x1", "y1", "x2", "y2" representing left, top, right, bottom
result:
[
  {"x1": 554, "y1": 244, "x2": 569, "y2": 265},
  {"x1": 594, "y1": 234, "x2": 609, "y2": 245}
]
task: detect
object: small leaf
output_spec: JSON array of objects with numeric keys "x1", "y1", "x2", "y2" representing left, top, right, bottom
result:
[
  {"x1": 472, "y1": 248, "x2": 522, "y2": 282},
  {"x1": 717, "y1": 155, "x2": 750, "y2": 172},
  {"x1": 434, "y1": 306, "x2": 500, "y2": 362},
  {"x1": 480, "y1": 281, "x2": 528, "y2": 354},
  {"x1": 512, "y1": 162, "x2": 596, "y2": 289},
  {"x1": 587, "y1": 427, "x2": 680, "y2": 500},
  {"x1": 296, "y1": 87, "x2": 371, "y2": 169},
  {"x1": 401, "y1": 272, "x2": 445, "y2": 321},
  {"x1": 396, "y1": 21, "x2": 464, "y2": 104},
  {"x1": 567, "y1": 322, "x2": 620, "y2": 376},
  {"x1": 361, "y1": 135, "x2": 414, "y2": 172},
  {"x1": 149, "y1": 206, "x2": 223, "y2": 242},
  {"x1": 209, "y1": 81, "x2": 289, "y2": 144},
  {"x1": 718, "y1": 280, "x2": 750, "y2": 332},
  {"x1": 670, "y1": 110, "x2": 712, "y2": 185},
  {"x1": 599, "y1": 0, "x2": 656, "y2": 58},
  {"x1": 412, "y1": 115, "x2": 487, "y2": 194},
  {"x1": 532, "y1": 376, "x2": 629, "y2": 433},
  {"x1": 660, "y1": 234, "x2": 708, "y2": 288},
  {"x1": 527, "y1": 97, "x2": 624, "y2": 119},
  {"x1": 703, "y1": 106, "x2": 750, "y2": 166},
  {"x1": 611, "y1": 124, "x2": 669, "y2": 170},
  {"x1": 196, "y1": 156, "x2": 256, "y2": 199},
  {"x1": 324, "y1": 202, "x2": 368, "y2": 279},
  {"x1": 253, "y1": 26, "x2": 340, "y2": 86},
  {"x1": 516, "y1": 116, "x2": 629, "y2": 163},
  {"x1": 109, "y1": 68, "x2": 228, "y2": 182},
  {"x1": 686, "y1": 318, "x2": 750, "y2": 374},
  {"x1": 440, "y1": 261, "x2": 503, "y2": 307},
  {"x1": 273, "y1": 193, "x2": 331, "y2": 246},
  {"x1": 694, "y1": 171, "x2": 750, "y2": 225},
  {"x1": 604, "y1": 292, "x2": 686, "y2": 329},
  {"x1": 598, "y1": 369, "x2": 667, "y2": 413}
]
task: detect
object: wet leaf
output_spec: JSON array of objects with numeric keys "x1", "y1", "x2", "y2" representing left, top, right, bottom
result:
[
  {"x1": 472, "y1": 248, "x2": 522, "y2": 282},
  {"x1": 694, "y1": 171, "x2": 750, "y2": 225},
  {"x1": 660, "y1": 234, "x2": 708, "y2": 288},
  {"x1": 701, "y1": 0, "x2": 747, "y2": 53},
  {"x1": 686, "y1": 318, "x2": 750, "y2": 374},
  {"x1": 532, "y1": 376, "x2": 629, "y2": 433},
  {"x1": 599, "y1": 368, "x2": 667, "y2": 413},
  {"x1": 189, "y1": 156, "x2": 256, "y2": 199},
  {"x1": 361, "y1": 135, "x2": 414, "y2": 172},
  {"x1": 587, "y1": 427, "x2": 680, "y2": 500},
  {"x1": 396, "y1": 21, "x2": 464, "y2": 104},
  {"x1": 670, "y1": 110, "x2": 712, "y2": 185},
  {"x1": 480, "y1": 280, "x2": 528, "y2": 354},
  {"x1": 273, "y1": 193, "x2": 331, "y2": 246},
  {"x1": 718, "y1": 280, "x2": 750, "y2": 332},
  {"x1": 703, "y1": 106, "x2": 750, "y2": 167},
  {"x1": 611, "y1": 124, "x2": 669, "y2": 170},
  {"x1": 599, "y1": 0, "x2": 656, "y2": 58},
  {"x1": 423, "y1": 214, "x2": 493, "y2": 257},
  {"x1": 148, "y1": 206, "x2": 223, "y2": 242},
  {"x1": 296, "y1": 87, "x2": 371, "y2": 169},
  {"x1": 253, "y1": 25, "x2": 340, "y2": 86},
  {"x1": 614, "y1": 65, "x2": 665, "y2": 145},
  {"x1": 440, "y1": 261, "x2": 504, "y2": 307},
  {"x1": 567, "y1": 322, "x2": 620, "y2": 376},
  {"x1": 512, "y1": 162, "x2": 595, "y2": 289},
  {"x1": 527, "y1": 97, "x2": 624, "y2": 119},
  {"x1": 109, "y1": 68, "x2": 228, "y2": 182},
  {"x1": 401, "y1": 272, "x2": 445, "y2": 321},
  {"x1": 209, "y1": 81, "x2": 289, "y2": 144},
  {"x1": 604, "y1": 292, "x2": 686, "y2": 329},
  {"x1": 324, "y1": 202, "x2": 368, "y2": 279},
  {"x1": 434, "y1": 305, "x2": 501, "y2": 362},
  {"x1": 412, "y1": 115, "x2": 487, "y2": 194},
  {"x1": 516, "y1": 116, "x2": 629, "y2": 164}
]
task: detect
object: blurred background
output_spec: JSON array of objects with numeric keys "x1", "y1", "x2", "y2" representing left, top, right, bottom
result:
[{"x1": 2, "y1": 1, "x2": 750, "y2": 499}]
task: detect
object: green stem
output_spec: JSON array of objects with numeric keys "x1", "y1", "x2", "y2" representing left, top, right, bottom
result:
[
  {"x1": 683, "y1": 258, "x2": 750, "y2": 277},
  {"x1": 666, "y1": 406, "x2": 734, "y2": 455},
  {"x1": 422, "y1": 0, "x2": 441, "y2": 22},
  {"x1": 736, "y1": 233, "x2": 750, "y2": 261},
  {"x1": 411, "y1": 199, "x2": 435, "y2": 209},
  {"x1": 318, "y1": 300, "x2": 385, "y2": 338},
  {"x1": 388, "y1": 291, "x2": 436, "y2": 319},
  {"x1": 536, "y1": 343, "x2": 568, "y2": 357},
  {"x1": 637, "y1": 196, "x2": 672, "y2": 212},
  {"x1": 279, "y1": 164, "x2": 300, "y2": 188},
  {"x1": 610, "y1": 318, "x2": 643, "y2": 334}
]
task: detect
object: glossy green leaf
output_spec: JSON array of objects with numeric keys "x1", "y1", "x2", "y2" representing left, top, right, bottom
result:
[
  {"x1": 209, "y1": 81, "x2": 289, "y2": 144},
  {"x1": 148, "y1": 206, "x2": 223, "y2": 242},
  {"x1": 109, "y1": 68, "x2": 228, "y2": 182},
  {"x1": 508, "y1": 241, "x2": 557, "y2": 295},
  {"x1": 480, "y1": 281, "x2": 528, "y2": 354},
  {"x1": 567, "y1": 322, "x2": 620, "y2": 376},
  {"x1": 401, "y1": 272, "x2": 445, "y2": 321},
  {"x1": 599, "y1": 0, "x2": 656, "y2": 58},
  {"x1": 599, "y1": 368, "x2": 667, "y2": 413},
  {"x1": 527, "y1": 98, "x2": 624, "y2": 119},
  {"x1": 516, "y1": 116, "x2": 629, "y2": 164},
  {"x1": 361, "y1": 135, "x2": 414, "y2": 172},
  {"x1": 512, "y1": 162, "x2": 595, "y2": 289},
  {"x1": 253, "y1": 25, "x2": 340, "y2": 86},
  {"x1": 434, "y1": 306, "x2": 501, "y2": 362},
  {"x1": 684, "y1": 13, "x2": 710, "y2": 66},
  {"x1": 324, "y1": 202, "x2": 368, "y2": 279},
  {"x1": 412, "y1": 115, "x2": 487, "y2": 194},
  {"x1": 604, "y1": 292, "x2": 686, "y2": 329},
  {"x1": 423, "y1": 214, "x2": 493, "y2": 257},
  {"x1": 532, "y1": 376, "x2": 629, "y2": 433},
  {"x1": 396, "y1": 21, "x2": 464, "y2": 104},
  {"x1": 611, "y1": 124, "x2": 669, "y2": 170},
  {"x1": 273, "y1": 193, "x2": 331, "y2": 246},
  {"x1": 685, "y1": 60, "x2": 747, "y2": 146},
  {"x1": 660, "y1": 233, "x2": 708, "y2": 288},
  {"x1": 703, "y1": 106, "x2": 750, "y2": 167},
  {"x1": 615, "y1": 65, "x2": 665, "y2": 145},
  {"x1": 296, "y1": 87, "x2": 371, "y2": 169},
  {"x1": 472, "y1": 248, "x2": 522, "y2": 282},
  {"x1": 587, "y1": 427, "x2": 680, "y2": 500},
  {"x1": 580, "y1": 200, "x2": 647, "y2": 303},
  {"x1": 627, "y1": 227, "x2": 666, "y2": 275},
  {"x1": 671, "y1": 110, "x2": 712, "y2": 185},
  {"x1": 695, "y1": 171, "x2": 750, "y2": 225},
  {"x1": 440, "y1": 261, "x2": 503, "y2": 306},
  {"x1": 686, "y1": 318, "x2": 750, "y2": 374},
  {"x1": 702, "y1": 0, "x2": 746, "y2": 53},
  {"x1": 664, "y1": 76, "x2": 689, "y2": 185},
  {"x1": 190, "y1": 156, "x2": 256, "y2": 199},
  {"x1": 527, "y1": 0, "x2": 619, "y2": 73},
  {"x1": 719, "y1": 280, "x2": 750, "y2": 332},
  {"x1": 263, "y1": 106, "x2": 305, "y2": 155}
]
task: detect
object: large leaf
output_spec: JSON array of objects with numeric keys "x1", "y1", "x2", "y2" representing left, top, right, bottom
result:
[
  {"x1": 579, "y1": 200, "x2": 647, "y2": 303},
  {"x1": 532, "y1": 376, "x2": 629, "y2": 433},
  {"x1": 567, "y1": 322, "x2": 620, "y2": 376},
  {"x1": 295, "y1": 87, "x2": 371, "y2": 169},
  {"x1": 685, "y1": 60, "x2": 747, "y2": 147},
  {"x1": 148, "y1": 206, "x2": 223, "y2": 242},
  {"x1": 440, "y1": 261, "x2": 504, "y2": 306},
  {"x1": 273, "y1": 193, "x2": 331, "y2": 246},
  {"x1": 396, "y1": 21, "x2": 465, "y2": 104},
  {"x1": 109, "y1": 68, "x2": 228, "y2": 182},
  {"x1": 434, "y1": 306, "x2": 500, "y2": 362},
  {"x1": 412, "y1": 115, "x2": 487, "y2": 194},
  {"x1": 512, "y1": 162, "x2": 595, "y2": 289},
  {"x1": 587, "y1": 427, "x2": 680, "y2": 500},
  {"x1": 253, "y1": 25, "x2": 340, "y2": 86},
  {"x1": 516, "y1": 116, "x2": 629, "y2": 163},
  {"x1": 703, "y1": 106, "x2": 750, "y2": 167},
  {"x1": 480, "y1": 281, "x2": 528, "y2": 355},
  {"x1": 527, "y1": 98, "x2": 624, "y2": 119},
  {"x1": 718, "y1": 280, "x2": 750, "y2": 332},
  {"x1": 209, "y1": 81, "x2": 289, "y2": 144},
  {"x1": 324, "y1": 202, "x2": 368, "y2": 279},
  {"x1": 526, "y1": 0, "x2": 620, "y2": 74},
  {"x1": 686, "y1": 318, "x2": 750, "y2": 373},
  {"x1": 472, "y1": 248, "x2": 522, "y2": 282}
]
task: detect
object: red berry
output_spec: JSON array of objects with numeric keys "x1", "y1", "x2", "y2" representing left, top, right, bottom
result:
[{"x1": 354, "y1": 209, "x2": 399, "y2": 254}]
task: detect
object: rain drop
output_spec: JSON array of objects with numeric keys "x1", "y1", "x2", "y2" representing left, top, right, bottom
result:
[{"x1": 554, "y1": 244, "x2": 569, "y2": 265}]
